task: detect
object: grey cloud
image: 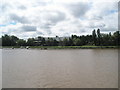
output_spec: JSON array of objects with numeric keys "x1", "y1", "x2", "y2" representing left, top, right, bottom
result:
[
  {"x1": 101, "y1": 27, "x2": 118, "y2": 32},
  {"x1": 9, "y1": 13, "x2": 29, "y2": 24},
  {"x1": 88, "y1": 23, "x2": 106, "y2": 28},
  {"x1": 2, "y1": 32, "x2": 9, "y2": 35},
  {"x1": 91, "y1": 16, "x2": 103, "y2": 20},
  {"x1": 51, "y1": 11, "x2": 66, "y2": 23},
  {"x1": 32, "y1": 0, "x2": 48, "y2": 7},
  {"x1": 63, "y1": 32, "x2": 70, "y2": 36},
  {"x1": 80, "y1": 30, "x2": 86, "y2": 33},
  {"x1": 65, "y1": 2, "x2": 90, "y2": 18},
  {"x1": 39, "y1": 11, "x2": 66, "y2": 30},
  {"x1": 18, "y1": 5, "x2": 27, "y2": 10},
  {"x1": 46, "y1": 29, "x2": 52, "y2": 34},
  {"x1": 37, "y1": 28, "x2": 52, "y2": 35},
  {"x1": 37, "y1": 31, "x2": 44, "y2": 35},
  {"x1": 1, "y1": 3, "x2": 12, "y2": 13},
  {"x1": 40, "y1": 23, "x2": 54, "y2": 29},
  {"x1": 43, "y1": 11, "x2": 66, "y2": 24},
  {"x1": 20, "y1": 25, "x2": 37, "y2": 32}
]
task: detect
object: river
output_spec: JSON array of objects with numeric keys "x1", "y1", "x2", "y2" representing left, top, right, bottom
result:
[{"x1": 2, "y1": 49, "x2": 118, "y2": 88}]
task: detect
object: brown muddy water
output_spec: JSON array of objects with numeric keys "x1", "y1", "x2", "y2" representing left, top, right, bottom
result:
[{"x1": 2, "y1": 49, "x2": 118, "y2": 88}]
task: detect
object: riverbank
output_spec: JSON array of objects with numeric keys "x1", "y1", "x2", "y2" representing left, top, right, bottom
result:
[{"x1": 1, "y1": 46, "x2": 119, "y2": 49}]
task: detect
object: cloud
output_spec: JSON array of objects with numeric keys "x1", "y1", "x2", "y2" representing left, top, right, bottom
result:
[
  {"x1": 39, "y1": 11, "x2": 66, "y2": 27},
  {"x1": 65, "y1": 2, "x2": 91, "y2": 18},
  {"x1": 9, "y1": 13, "x2": 29, "y2": 24},
  {"x1": 18, "y1": 5, "x2": 27, "y2": 10},
  {"x1": 44, "y1": 11, "x2": 66, "y2": 24},
  {"x1": 20, "y1": 25, "x2": 37, "y2": 32},
  {"x1": 0, "y1": 0, "x2": 118, "y2": 38}
]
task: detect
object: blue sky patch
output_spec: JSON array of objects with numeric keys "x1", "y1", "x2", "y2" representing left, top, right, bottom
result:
[{"x1": 0, "y1": 22, "x2": 17, "y2": 27}]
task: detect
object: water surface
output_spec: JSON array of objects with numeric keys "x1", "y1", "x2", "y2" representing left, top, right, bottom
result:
[{"x1": 2, "y1": 49, "x2": 118, "y2": 88}]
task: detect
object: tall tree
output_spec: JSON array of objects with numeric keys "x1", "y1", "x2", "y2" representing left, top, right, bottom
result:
[
  {"x1": 11, "y1": 35, "x2": 19, "y2": 46},
  {"x1": 97, "y1": 29, "x2": 101, "y2": 46},
  {"x1": 63, "y1": 38, "x2": 69, "y2": 46},
  {"x1": 113, "y1": 31, "x2": 120, "y2": 46},
  {"x1": 92, "y1": 29, "x2": 97, "y2": 45},
  {"x1": 27, "y1": 38, "x2": 35, "y2": 46}
]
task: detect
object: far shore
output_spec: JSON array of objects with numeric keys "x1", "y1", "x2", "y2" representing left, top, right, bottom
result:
[{"x1": 1, "y1": 46, "x2": 119, "y2": 49}]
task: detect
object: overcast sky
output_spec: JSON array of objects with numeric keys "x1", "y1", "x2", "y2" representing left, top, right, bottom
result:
[{"x1": 0, "y1": 0, "x2": 119, "y2": 39}]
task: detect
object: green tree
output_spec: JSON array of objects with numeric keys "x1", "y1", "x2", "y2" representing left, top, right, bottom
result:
[
  {"x1": 73, "y1": 38, "x2": 81, "y2": 46},
  {"x1": 62, "y1": 38, "x2": 69, "y2": 46},
  {"x1": 92, "y1": 29, "x2": 97, "y2": 45},
  {"x1": 27, "y1": 38, "x2": 35, "y2": 46},
  {"x1": 2, "y1": 34, "x2": 19, "y2": 46},
  {"x1": 97, "y1": 29, "x2": 101, "y2": 46},
  {"x1": 68, "y1": 37, "x2": 73, "y2": 46},
  {"x1": 10, "y1": 35, "x2": 19, "y2": 46},
  {"x1": 0, "y1": 38, "x2": 2, "y2": 46},
  {"x1": 2, "y1": 34, "x2": 11, "y2": 46},
  {"x1": 17, "y1": 39, "x2": 26, "y2": 46},
  {"x1": 113, "y1": 31, "x2": 120, "y2": 46}
]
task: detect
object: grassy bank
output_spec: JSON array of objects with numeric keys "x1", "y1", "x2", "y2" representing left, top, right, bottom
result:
[{"x1": 1, "y1": 46, "x2": 119, "y2": 49}]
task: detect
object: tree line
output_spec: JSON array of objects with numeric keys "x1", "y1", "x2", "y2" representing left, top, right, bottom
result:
[{"x1": 1, "y1": 29, "x2": 120, "y2": 46}]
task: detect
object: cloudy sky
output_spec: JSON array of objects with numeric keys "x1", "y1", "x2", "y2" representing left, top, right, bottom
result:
[{"x1": 0, "y1": 0, "x2": 119, "y2": 39}]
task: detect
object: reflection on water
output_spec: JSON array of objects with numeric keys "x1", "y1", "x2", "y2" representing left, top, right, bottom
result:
[{"x1": 2, "y1": 49, "x2": 118, "y2": 88}]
